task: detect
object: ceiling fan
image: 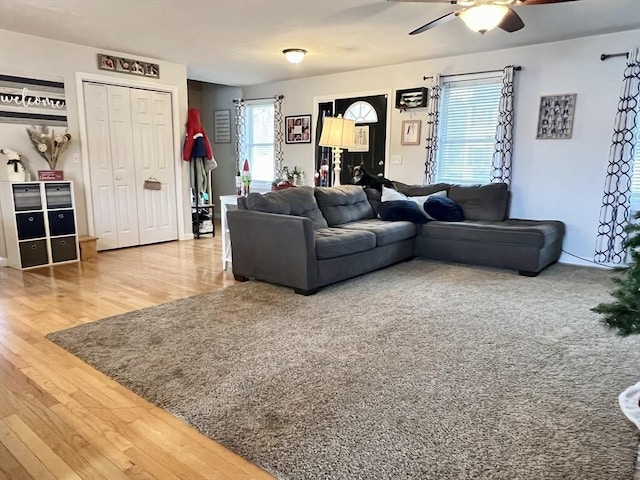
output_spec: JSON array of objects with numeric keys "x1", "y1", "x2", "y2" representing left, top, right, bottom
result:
[{"x1": 390, "y1": 0, "x2": 578, "y2": 35}]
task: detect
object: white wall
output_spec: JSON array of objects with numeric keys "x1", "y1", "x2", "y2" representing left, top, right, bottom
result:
[
  {"x1": 242, "y1": 30, "x2": 640, "y2": 266},
  {"x1": 0, "y1": 29, "x2": 190, "y2": 259},
  {"x1": 198, "y1": 83, "x2": 243, "y2": 216}
]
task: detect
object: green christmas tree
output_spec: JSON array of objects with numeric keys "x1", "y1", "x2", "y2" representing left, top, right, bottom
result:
[{"x1": 592, "y1": 211, "x2": 640, "y2": 336}]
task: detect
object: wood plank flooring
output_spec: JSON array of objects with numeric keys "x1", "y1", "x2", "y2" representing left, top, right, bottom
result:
[{"x1": 0, "y1": 233, "x2": 277, "y2": 480}]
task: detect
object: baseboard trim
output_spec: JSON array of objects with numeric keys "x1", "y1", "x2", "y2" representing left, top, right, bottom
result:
[{"x1": 0, "y1": 257, "x2": 7, "y2": 268}]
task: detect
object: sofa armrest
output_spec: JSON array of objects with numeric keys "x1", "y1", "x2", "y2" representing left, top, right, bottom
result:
[{"x1": 227, "y1": 209, "x2": 318, "y2": 291}]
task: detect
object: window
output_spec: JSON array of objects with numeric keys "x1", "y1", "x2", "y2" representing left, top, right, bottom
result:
[
  {"x1": 436, "y1": 77, "x2": 502, "y2": 184},
  {"x1": 344, "y1": 101, "x2": 378, "y2": 123},
  {"x1": 246, "y1": 102, "x2": 275, "y2": 187}
]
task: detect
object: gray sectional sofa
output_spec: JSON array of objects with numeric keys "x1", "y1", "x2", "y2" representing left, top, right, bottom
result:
[{"x1": 227, "y1": 183, "x2": 564, "y2": 295}]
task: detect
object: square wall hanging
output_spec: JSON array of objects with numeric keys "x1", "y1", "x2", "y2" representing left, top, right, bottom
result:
[
  {"x1": 285, "y1": 115, "x2": 311, "y2": 144},
  {"x1": 536, "y1": 94, "x2": 577, "y2": 140}
]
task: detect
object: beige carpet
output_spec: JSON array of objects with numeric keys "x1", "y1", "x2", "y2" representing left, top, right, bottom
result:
[{"x1": 47, "y1": 260, "x2": 640, "y2": 480}]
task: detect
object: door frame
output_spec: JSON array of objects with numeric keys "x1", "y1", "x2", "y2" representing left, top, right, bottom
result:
[
  {"x1": 75, "y1": 72, "x2": 187, "y2": 241},
  {"x1": 312, "y1": 89, "x2": 393, "y2": 179}
]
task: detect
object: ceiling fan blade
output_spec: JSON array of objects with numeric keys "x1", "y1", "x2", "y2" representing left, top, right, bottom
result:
[
  {"x1": 409, "y1": 11, "x2": 458, "y2": 35},
  {"x1": 519, "y1": 0, "x2": 577, "y2": 4},
  {"x1": 498, "y1": 8, "x2": 525, "y2": 32}
]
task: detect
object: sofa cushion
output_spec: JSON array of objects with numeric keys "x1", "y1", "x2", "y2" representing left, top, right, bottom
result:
[
  {"x1": 314, "y1": 185, "x2": 375, "y2": 226},
  {"x1": 424, "y1": 196, "x2": 465, "y2": 222},
  {"x1": 380, "y1": 200, "x2": 430, "y2": 224},
  {"x1": 364, "y1": 188, "x2": 382, "y2": 217},
  {"x1": 448, "y1": 183, "x2": 509, "y2": 221},
  {"x1": 335, "y1": 219, "x2": 417, "y2": 247},
  {"x1": 246, "y1": 187, "x2": 328, "y2": 229},
  {"x1": 314, "y1": 227, "x2": 376, "y2": 260},
  {"x1": 393, "y1": 181, "x2": 452, "y2": 197},
  {"x1": 419, "y1": 219, "x2": 565, "y2": 248}
]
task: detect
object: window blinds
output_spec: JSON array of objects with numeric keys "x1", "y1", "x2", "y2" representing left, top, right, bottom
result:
[
  {"x1": 436, "y1": 78, "x2": 502, "y2": 184},
  {"x1": 246, "y1": 102, "x2": 275, "y2": 184}
]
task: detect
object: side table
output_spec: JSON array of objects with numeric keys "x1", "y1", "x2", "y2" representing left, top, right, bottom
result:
[{"x1": 219, "y1": 195, "x2": 238, "y2": 270}]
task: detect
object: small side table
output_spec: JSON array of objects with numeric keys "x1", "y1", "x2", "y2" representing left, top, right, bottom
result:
[
  {"x1": 219, "y1": 195, "x2": 238, "y2": 271},
  {"x1": 78, "y1": 235, "x2": 98, "y2": 261}
]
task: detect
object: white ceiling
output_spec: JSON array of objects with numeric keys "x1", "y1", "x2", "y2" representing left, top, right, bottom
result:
[{"x1": 1, "y1": 0, "x2": 639, "y2": 87}]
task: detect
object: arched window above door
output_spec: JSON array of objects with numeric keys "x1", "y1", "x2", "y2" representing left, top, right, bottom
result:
[{"x1": 344, "y1": 101, "x2": 378, "y2": 123}]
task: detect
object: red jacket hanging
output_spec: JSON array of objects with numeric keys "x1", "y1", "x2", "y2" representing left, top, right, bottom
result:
[{"x1": 183, "y1": 108, "x2": 213, "y2": 161}]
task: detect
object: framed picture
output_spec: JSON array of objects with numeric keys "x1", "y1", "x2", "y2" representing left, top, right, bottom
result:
[
  {"x1": 213, "y1": 110, "x2": 231, "y2": 143},
  {"x1": 98, "y1": 54, "x2": 115, "y2": 71},
  {"x1": 285, "y1": 114, "x2": 311, "y2": 144},
  {"x1": 401, "y1": 120, "x2": 422, "y2": 145},
  {"x1": 536, "y1": 93, "x2": 577, "y2": 140},
  {"x1": 351, "y1": 125, "x2": 369, "y2": 152},
  {"x1": 97, "y1": 53, "x2": 160, "y2": 79},
  {"x1": 395, "y1": 87, "x2": 428, "y2": 109}
]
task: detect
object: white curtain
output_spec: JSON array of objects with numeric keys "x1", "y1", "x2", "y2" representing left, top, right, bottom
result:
[
  {"x1": 424, "y1": 74, "x2": 441, "y2": 184},
  {"x1": 595, "y1": 47, "x2": 640, "y2": 264},
  {"x1": 491, "y1": 65, "x2": 516, "y2": 185}
]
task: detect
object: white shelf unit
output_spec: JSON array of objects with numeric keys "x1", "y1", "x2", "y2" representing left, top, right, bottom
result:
[{"x1": 0, "y1": 181, "x2": 80, "y2": 269}]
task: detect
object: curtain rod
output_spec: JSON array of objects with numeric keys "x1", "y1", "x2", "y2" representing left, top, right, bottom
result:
[
  {"x1": 423, "y1": 65, "x2": 522, "y2": 81},
  {"x1": 233, "y1": 94, "x2": 284, "y2": 103},
  {"x1": 600, "y1": 52, "x2": 629, "y2": 61}
]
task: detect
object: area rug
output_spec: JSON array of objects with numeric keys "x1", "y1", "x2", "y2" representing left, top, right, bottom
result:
[{"x1": 47, "y1": 260, "x2": 640, "y2": 480}]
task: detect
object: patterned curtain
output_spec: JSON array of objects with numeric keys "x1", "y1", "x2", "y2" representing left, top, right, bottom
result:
[
  {"x1": 274, "y1": 95, "x2": 285, "y2": 180},
  {"x1": 595, "y1": 47, "x2": 640, "y2": 264},
  {"x1": 233, "y1": 99, "x2": 247, "y2": 175},
  {"x1": 491, "y1": 65, "x2": 516, "y2": 185},
  {"x1": 424, "y1": 74, "x2": 441, "y2": 184}
]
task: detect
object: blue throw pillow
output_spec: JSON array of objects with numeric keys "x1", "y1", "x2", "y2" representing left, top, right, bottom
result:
[
  {"x1": 424, "y1": 196, "x2": 465, "y2": 222},
  {"x1": 379, "y1": 200, "x2": 430, "y2": 224}
]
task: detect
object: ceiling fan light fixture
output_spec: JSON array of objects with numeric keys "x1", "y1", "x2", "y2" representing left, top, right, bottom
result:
[
  {"x1": 459, "y1": 4, "x2": 509, "y2": 34},
  {"x1": 283, "y1": 48, "x2": 306, "y2": 64}
]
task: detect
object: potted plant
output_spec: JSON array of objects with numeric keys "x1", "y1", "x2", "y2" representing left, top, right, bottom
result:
[
  {"x1": 592, "y1": 211, "x2": 640, "y2": 429},
  {"x1": 26, "y1": 125, "x2": 71, "y2": 180}
]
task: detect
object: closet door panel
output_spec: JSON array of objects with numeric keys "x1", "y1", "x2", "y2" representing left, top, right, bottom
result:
[
  {"x1": 106, "y1": 85, "x2": 140, "y2": 248},
  {"x1": 130, "y1": 88, "x2": 177, "y2": 245},
  {"x1": 83, "y1": 82, "x2": 119, "y2": 250}
]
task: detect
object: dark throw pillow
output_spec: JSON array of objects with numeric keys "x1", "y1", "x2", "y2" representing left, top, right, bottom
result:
[
  {"x1": 423, "y1": 196, "x2": 465, "y2": 222},
  {"x1": 379, "y1": 200, "x2": 430, "y2": 224}
]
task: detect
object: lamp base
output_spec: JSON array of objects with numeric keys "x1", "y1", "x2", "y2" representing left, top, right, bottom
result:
[{"x1": 332, "y1": 147, "x2": 343, "y2": 187}]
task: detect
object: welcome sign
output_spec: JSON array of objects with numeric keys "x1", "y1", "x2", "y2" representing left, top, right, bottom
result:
[{"x1": 0, "y1": 73, "x2": 67, "y2": 126}]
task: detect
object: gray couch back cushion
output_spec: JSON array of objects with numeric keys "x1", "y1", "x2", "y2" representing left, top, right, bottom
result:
[
  {"x1": 314, "y1": 185, "x2": 375, "y2": 226},
  {"x1": 245, "y1": 187, "x2": 328, "y2": 229},
  {"x1": 448, "y1": 183, "x2": 509, "y2": 221}
]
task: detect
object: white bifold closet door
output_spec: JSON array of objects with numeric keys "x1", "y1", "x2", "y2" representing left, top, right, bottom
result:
[{"x1": 83, "y1": 82, "x2": 177, "y2": 250}]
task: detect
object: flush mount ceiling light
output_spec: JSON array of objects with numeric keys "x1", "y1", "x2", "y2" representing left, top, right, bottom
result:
[
  {"x1": 459, "y1": 4, "x2": 509, "y2": 33},
  {"x1": 283, "y1": 48, "x2": 306, "y2": 64}
]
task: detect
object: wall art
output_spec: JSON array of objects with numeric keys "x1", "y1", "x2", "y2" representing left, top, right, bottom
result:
[
  {"x1": 536, "y1": 93, "x2": 577, "y2": 140},
  {"x1": 0, "y1": 73, "x2": 67, "y2": 125},
  {"x1": 213, "y1": 110, "x2": 231, "y2": 143},
  {"x1": 401, "y1": 120, "x2": 422, "y2": 145},
  {"x1": 351, "y1": 125, "x2": 369, "y2": 152},
  {"x1": 285, "y1": 114, "x2": 311, "y2": 144},
  {"x1": 97, "y1": 54, "x2": 160, "y2": 79},
  {"x1": 395, "y1": 87, "x2": 428, "y2": 110}
]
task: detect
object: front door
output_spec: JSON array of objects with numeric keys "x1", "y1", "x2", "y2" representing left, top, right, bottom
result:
[{"x1": 334, "y1": 94, "x2": 388, "y2": 185}]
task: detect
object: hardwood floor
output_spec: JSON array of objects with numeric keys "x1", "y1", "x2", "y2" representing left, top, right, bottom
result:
[{"x1": 0, "y1": 233, "x2": 276, "y2": 480}]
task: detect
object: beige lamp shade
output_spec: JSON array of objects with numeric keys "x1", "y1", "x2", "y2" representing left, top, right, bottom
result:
[{"x1": 319, "y1": 115, "x2": 356, "y2": 149}]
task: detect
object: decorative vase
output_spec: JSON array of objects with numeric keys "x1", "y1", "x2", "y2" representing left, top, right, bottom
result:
[{"x1": 619, "y1": 382, "x2": 640, "y2": 430}]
